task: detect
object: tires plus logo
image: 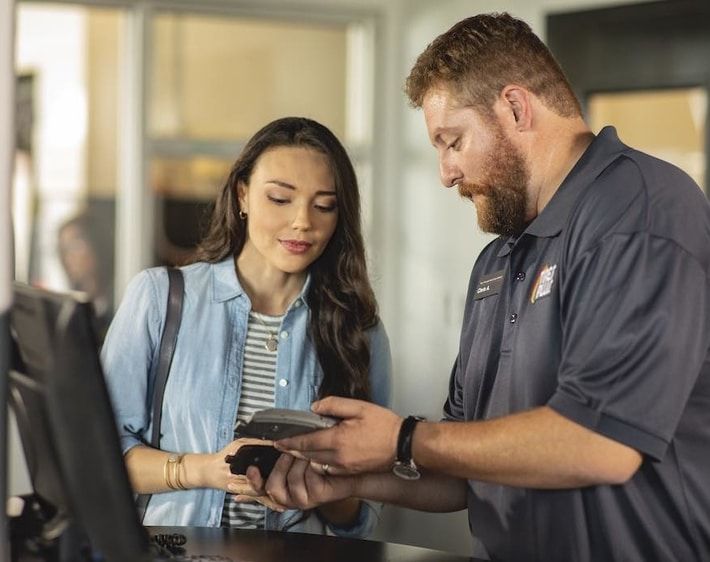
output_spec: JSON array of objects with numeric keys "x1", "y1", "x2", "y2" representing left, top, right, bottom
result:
[{"x1": 530, "y1": 264, "x2": 557, "y2": 304}]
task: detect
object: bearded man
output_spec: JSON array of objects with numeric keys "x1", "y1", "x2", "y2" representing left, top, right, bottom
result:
[{"x1": 247, "y1": 13, "x2": 710, "y2": 562}]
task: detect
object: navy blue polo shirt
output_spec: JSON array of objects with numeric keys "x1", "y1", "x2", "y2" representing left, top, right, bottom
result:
[{"x1": 445, "y1": 127, "x2": 710, "y2": 561}]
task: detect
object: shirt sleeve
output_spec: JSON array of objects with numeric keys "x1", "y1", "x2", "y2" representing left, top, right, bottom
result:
[
  {"x1": 323, "y1": 500, "x2": 381, "y2": 538},
  {"x1": 548, "y1": 232, "x2": 709, "y2": 460},
  {"x1": 443, "y1": 357, "x2": 465, "y2": 421},
  {"x1": 100, "y1": 269, "x2": 164, "y2": 454},
  {"x1": 281, "y1": 500, "x2": 379, "y2": 538}
]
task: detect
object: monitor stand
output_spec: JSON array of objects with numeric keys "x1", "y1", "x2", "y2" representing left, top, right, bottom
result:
[{"x1": 9, "y1": 493, "x2": 91, "y2": 562}]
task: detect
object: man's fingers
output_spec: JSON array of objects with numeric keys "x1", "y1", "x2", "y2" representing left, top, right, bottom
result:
[
  {"x1": 274, "y1": 428, "x2": 336, "y2": 452},
  {"x1": 264, "y1": 453, "x2": 296, "y2": 507},
  {"x1": 310, "y1": 460, "x2": 346, "y2": 477},
  {"x1": 274, "y1": 426, "x2": 336, "y2": 454},
  {"x1": 286, "y1": 459, "x2": 310, "y2": 507},
  {"x1": 276, "y1": 449, "x2": 310, "y2": 461},
  {"x1": 311, "y1": 396, "x2": 366, "y2": 419},
  {"x1": 245, "y1": 465, "x2": 265, "y2": 492}
]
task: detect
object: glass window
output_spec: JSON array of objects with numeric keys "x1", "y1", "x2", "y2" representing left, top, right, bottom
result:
[
  {"x1": 588, "y1": 88, "x2": 706, "y2": 191},
  {"x1": 14, "y1": 4, "x2": 124, "y2": 342},
  {"x1": 149, "y1": 13, "x2": 358, "y2": 266},
  {"x1": 150, "y1": 15, "x2": 347, "y2": 141},
  {"x1": 13, "y1": 5, "x2": 375, "y2": 320}
]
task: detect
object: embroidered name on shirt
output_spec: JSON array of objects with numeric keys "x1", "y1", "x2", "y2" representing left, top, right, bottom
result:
[
  {"x1": 530, "y1": 264, "x2": 557, "y2": 304},
  {"x1": 473, "y1": 270, "x2": 505, "y2": 300}
]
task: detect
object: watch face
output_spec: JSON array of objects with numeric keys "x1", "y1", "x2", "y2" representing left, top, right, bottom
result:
[{"x1": 393, "y1": 462, "x2": 421, "y2": 481}]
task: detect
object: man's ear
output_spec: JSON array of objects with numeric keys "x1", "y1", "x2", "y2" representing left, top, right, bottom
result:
[{"x1": 499, "y1": 85, "x2": 533, "y2": 131}]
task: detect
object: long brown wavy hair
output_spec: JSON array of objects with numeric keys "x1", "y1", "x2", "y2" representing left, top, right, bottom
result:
[{"x1": 192, "y1": 117, "x2": 377, "y2": 400}]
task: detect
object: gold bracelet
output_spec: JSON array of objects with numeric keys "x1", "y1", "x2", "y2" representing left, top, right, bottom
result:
[
  {"x1": 174, "y1": 454, "x2": 187, "y2": 490},
  {"x1": 165, "y1": 454, "x2": 179, "y2": 490}
]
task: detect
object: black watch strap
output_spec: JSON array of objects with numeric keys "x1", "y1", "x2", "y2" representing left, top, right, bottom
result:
[{"x1": 393, "y1": 415, "x2": 424, "y2": 480}]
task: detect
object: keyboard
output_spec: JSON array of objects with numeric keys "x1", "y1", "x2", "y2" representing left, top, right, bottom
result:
[{"x1": 150, "y1": 534, "x2": 233, "y2": 561}]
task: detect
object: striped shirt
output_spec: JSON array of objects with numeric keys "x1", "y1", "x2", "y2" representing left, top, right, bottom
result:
[{"x1": 221, "y1": 311, "x2": 282, "y2": 528}]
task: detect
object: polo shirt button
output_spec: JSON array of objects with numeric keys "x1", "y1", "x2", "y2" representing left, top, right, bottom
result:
[
  {"x1": 509, "y1": 313, "x2": 518, "y2": 324},
  {"x1": 279, "y1": 378, "x2": 288, "y2": 387},
  {"x1": 280, "y1": 331, "x2": 289, "y2": 339},
  {"x1": 515, "y1": 271, "x2": 526, "y2": 281},
  {"x1": 294, "y1": 301, "x2": 302, "y2": 308}
]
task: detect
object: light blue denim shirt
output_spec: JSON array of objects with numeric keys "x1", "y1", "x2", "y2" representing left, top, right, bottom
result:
[{"x1": 101, "y1": 257, "x2": 392, "y2": 536}]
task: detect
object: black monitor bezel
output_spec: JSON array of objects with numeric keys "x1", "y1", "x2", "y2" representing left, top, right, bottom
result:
[{"x1": 10, "y1": 282, "x2": 150, "y2": 562}]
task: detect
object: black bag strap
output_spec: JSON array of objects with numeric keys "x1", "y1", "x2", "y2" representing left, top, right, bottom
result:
[
  {"x1": 150, "y1": 267, "x2": 184, "y2": 447},
  {"x1": 136, "y1": 267, "x2": 184, "y2": 522}
]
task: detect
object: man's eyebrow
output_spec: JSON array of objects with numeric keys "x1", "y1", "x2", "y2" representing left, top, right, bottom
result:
[{"x1": 266, "y1": 179, "x2": 337, "y2": 196}]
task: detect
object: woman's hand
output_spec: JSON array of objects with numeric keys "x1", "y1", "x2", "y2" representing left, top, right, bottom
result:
[{"x1": 180, "y1": 438, "x2": 282, "y2": 510}]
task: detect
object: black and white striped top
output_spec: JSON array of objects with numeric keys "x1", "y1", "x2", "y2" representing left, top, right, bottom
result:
[{"x1": 221, "y1": 311, "x2": 282, "y2": 528}]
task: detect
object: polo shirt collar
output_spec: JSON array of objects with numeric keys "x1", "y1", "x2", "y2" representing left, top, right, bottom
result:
[
  {"x1": 524, "y1": 126, "x2": 629, "y2": 239},
  {"x1": 211, "y1": 255, "x2": 312, "y2": 309},
  {"x1": 496, "y1": 127, "x2": 627, "y2": 258}
]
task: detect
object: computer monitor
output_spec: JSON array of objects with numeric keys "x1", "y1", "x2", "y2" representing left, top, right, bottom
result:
[
  {"x1": 9, "y1": 282, "x2": 151, "y2": 562},
  {"x1": 9, "y1": 332, "x2": 73, "y2": 541}
]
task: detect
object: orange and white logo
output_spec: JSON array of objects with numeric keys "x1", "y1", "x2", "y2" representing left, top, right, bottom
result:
[{"x1": 530, "y1": 264, "x2": 557, "y2": 304}]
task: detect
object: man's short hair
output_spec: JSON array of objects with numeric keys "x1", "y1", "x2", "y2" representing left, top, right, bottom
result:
[{"x1": 405, "y1": 12, "x2": 581, "y2": 118}]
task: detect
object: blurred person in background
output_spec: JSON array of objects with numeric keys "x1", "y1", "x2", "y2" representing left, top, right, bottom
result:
[{"x1": 57, "y1": 210, "x2": 114, "y2": 342}]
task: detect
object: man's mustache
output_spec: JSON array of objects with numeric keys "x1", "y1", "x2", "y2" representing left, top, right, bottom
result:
[{"x1": 458, "y1": 183, "x2": 486, "y2": 199}]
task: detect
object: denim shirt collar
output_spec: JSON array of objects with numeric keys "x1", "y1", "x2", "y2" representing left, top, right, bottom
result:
[{"x1": 211, "y1": 256, "x2": 312, "y2": 310}]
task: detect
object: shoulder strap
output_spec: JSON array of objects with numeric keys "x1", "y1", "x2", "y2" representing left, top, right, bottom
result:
[{"x1": 149, "y1": 267, "x2": 184, "y2": 447}]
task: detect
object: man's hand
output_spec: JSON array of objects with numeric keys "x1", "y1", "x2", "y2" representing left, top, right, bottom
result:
[
  {"x1": 274, "y1": 397, "x2": 403, "y2": 474},
  {"x1": 245, "y1": 454, "x2": 357, "y2": 511}
]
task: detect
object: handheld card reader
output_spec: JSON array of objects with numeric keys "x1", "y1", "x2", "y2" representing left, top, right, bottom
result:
[{"x1": 235, "y1": 408, "x2": 338, "y2": 440}]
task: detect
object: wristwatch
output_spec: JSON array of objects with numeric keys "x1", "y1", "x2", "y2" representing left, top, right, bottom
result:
[{"x1": 392, "y1": 415, "x2": 425, "y2": 480}]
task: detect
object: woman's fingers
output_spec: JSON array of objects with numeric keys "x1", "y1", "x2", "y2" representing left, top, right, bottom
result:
[{"x1": 234, "y1": 494, "x2": 287, "y2": 513}]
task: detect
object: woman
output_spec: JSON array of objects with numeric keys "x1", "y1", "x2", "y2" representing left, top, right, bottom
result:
[{"x1": 101, "y1": 117, "x2": 391, "y2": 537}]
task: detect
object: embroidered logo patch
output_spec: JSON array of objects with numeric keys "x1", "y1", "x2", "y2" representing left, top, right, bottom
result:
[{"x1": 530, "y1": 264, "x2": 557, "y2": 304}]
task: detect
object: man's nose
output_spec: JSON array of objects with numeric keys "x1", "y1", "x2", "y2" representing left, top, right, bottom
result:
[{"x1": 440, "y1": 157, "x2": 463, "y2": 188}]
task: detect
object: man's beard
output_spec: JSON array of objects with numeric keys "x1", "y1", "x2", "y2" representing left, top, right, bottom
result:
[{"x1": 458, "y1": 127, "x2": 530, "y2": 237}]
